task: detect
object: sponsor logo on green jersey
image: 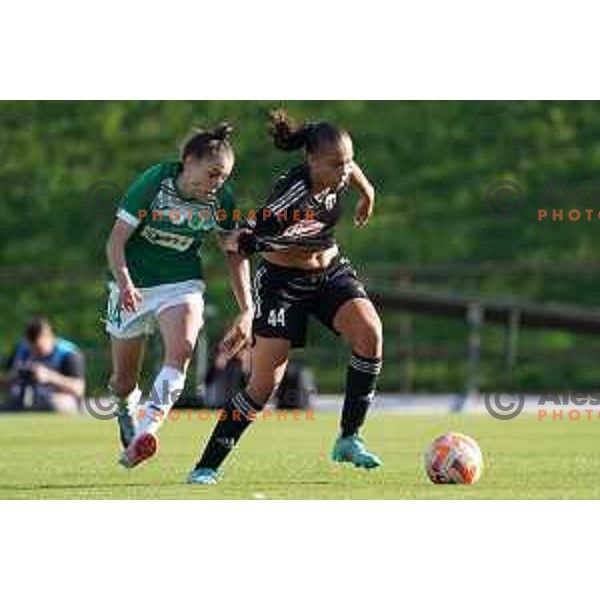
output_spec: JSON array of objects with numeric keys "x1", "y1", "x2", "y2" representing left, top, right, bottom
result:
[{"x1": 140, "y1": 226, "x2": 195, "y2": 252}]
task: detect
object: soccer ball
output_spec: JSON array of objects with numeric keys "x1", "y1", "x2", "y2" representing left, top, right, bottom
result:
[{"x1": 425, "y1": 432, "x2": 483, "y2": 484}]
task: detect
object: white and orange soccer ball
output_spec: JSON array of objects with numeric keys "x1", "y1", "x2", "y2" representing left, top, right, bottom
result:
[{"x1": 425, "y1": 432, "x2": 483, "y2": 484}]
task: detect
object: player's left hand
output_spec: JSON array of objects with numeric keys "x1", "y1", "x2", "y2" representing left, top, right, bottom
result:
[
  {"x1": 220, "y1": 310, "x2": 253, "y2": 360},
  {"x1": 354, "y1": 195, "x2": 374, "y2": 228}
]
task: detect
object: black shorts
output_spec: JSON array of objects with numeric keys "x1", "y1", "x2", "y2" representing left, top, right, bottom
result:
[{"x1": 252, "y1": 255, "x2": 369, "y2": 348}]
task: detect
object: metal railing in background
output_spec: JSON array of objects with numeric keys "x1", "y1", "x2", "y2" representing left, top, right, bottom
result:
[{"x1": 2, "y1": 261, "x2": 599, "y2": 395}]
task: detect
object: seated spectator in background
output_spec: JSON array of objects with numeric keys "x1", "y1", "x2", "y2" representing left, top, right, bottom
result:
[
  {"x1": 0, "y1": 318, "x2": 85, "y2": 414},
  {"x1": 204, "y1": 340, "x2": 315, "y2": 410},
  {"x1": 274, "y1": 361, "x2": 316, "y2": 410},
  {"x1": 205, "y1": 344, "x2": 250, "y2": 409}
]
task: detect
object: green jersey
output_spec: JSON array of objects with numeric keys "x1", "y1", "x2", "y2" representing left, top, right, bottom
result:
[{"x1": 115, "y1": 161, "x2": 238, "y2": 288}]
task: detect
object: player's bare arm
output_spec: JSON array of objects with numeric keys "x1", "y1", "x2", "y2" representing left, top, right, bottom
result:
[
  {"x1": 219, "y1": 234, "x2": 254, "y2": 358},
  {"x1": 106, "y1": 219, "x2": 143, "y2": 313},
  {"x1": 350, "y1": 162, "x2": 376, "y2": 228}
]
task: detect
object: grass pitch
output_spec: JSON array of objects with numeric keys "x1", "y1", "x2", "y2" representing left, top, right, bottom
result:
[{"x1": 0, "y1": 410, "x2": 598, "y2": 499}]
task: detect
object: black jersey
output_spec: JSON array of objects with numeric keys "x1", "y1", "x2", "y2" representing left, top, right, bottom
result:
[{"x1": 239, "y1": 164, "x2": 349, "y2": 255}]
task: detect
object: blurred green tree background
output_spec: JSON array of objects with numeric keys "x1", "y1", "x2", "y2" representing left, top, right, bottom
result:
[{"x1": 1, "y1": 101, "x2": 599, "y2": 394}]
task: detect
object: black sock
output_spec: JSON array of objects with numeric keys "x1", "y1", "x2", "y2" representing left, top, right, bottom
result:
[
  {"x1": 195, "y1": 390, "x2": 262, "y2": 471},
  {"x1": 341, "y1": 353, "x2": 383, "y2": 438}
]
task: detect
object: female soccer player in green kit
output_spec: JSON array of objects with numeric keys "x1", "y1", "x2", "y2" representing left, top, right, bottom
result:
[
  {"x1": 105, "y1": 124, "x2": 252, "y2": 468},
  {"x1": 187, "y1": 111, "x2": 383, "y2": 484}
]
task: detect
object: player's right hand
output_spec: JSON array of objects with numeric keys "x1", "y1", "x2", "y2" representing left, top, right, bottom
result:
[
  {"x1": 220, "y1": 310, "x2": 253, "y2": 360},
  {"x1": 119, "y1": 283, "x2": 143, "y2": 313}
]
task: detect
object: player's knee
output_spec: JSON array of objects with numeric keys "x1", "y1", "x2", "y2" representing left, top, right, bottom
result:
[{"x1": 353, "y1": 317, "x2": 383, "y2": 358}]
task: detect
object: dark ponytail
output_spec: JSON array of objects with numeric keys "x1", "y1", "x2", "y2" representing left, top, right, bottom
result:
[
  {"x1": 270, "y1": 109, "x2": 312, "y2": 151},
  {"x1": 269, "y1": 109, "x2": 349, "y2": 154},
  {"x1": 181, "y1": 123, "x2": 234, "y2": 162}
]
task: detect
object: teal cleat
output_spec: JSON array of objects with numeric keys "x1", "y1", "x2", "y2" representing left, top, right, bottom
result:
[
  {"x1": 186, "y1": 467, "x2": 222, "y2": 485},
  {"x1": 331, "y1": 435, "x2": 383, "y2": 469}
]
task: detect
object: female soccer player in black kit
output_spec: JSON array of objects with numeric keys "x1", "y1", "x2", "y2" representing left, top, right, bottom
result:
[{"x1": 187, "y1": 110, "x2": 383, "y2": 484}]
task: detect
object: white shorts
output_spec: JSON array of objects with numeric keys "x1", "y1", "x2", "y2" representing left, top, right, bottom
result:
[{"x1": 105, "y1": 279, "x2": 206, "y2": 339}]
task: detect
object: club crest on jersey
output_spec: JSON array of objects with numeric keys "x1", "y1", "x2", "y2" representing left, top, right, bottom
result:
[
  {"x1": 324, "y1": 193, "x2": 337, "y2": 211},
  {"x1": 313, "y1": 190, "x2": 337, "y2": 211},
  {"x1": 188, "y1": 209, "x2": 216, "y2": 231},
  {"x1": 282, "y1": 219, "x2": 326, "y2": 238}
]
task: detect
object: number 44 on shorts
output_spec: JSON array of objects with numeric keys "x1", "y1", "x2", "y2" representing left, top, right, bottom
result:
[{"x1": 267, "y1": 307, "x2": 286, "y2": 327}]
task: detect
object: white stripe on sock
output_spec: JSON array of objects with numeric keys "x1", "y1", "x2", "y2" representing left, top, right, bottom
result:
[
  {"x1": 350, "y1": 356, "x2": 382, "y2": 374},
  {"x1": 232, "y1": 392, "x2": 255, "y2": 419},
  {"x1": 350, "y1": 356, "x2": 382, "y2": 375}
]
